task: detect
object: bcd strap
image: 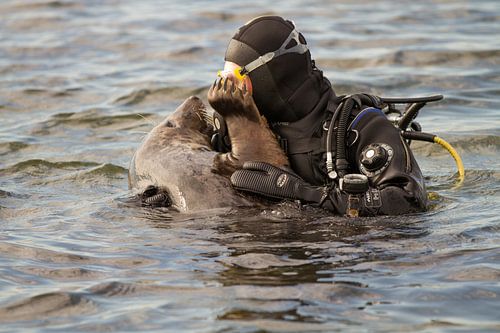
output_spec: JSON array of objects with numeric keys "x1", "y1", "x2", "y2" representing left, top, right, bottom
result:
[
  {"x1": 276, "y1": 135, "x2": 324, "y2": 155},
  {"x1": 279, "y1": 137, "x2": 288, "y2": 154}
]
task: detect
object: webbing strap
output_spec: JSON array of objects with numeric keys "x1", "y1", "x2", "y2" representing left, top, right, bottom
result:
[{"x1": 277, "y1": 137, "x2": 323, "y2": 154}]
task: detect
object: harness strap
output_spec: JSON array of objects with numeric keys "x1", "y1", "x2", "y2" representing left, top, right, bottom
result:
[{"x1": 278, "y1": 137, "x2": 324, "y2": 154}]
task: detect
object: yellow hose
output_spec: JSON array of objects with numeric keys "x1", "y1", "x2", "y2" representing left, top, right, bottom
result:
[{"x1": 433, "y1": 136, "x2": 465, "y2": 185}]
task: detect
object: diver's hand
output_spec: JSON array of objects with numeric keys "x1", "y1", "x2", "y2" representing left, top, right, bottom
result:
[{"x1": 231, "y1": 161, "x2": 327, "y2": 203}]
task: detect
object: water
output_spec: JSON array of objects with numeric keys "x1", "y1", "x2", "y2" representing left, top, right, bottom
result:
[{"x1": 0, "y1": 0, "x2": 499, "y2": 331}]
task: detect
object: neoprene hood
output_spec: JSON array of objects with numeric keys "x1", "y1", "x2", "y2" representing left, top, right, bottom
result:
[{"x1": 225, "y1": 16, "x2": 331, "y2": 123}]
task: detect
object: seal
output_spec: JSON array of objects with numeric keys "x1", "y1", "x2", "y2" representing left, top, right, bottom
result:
[{"x1": 128, "y1": 79, "x2": 288, "y2": 212}]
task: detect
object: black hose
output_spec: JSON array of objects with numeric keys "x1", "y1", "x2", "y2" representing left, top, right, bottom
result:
[
  {"x1": 335, "y1": 98, "x2": 355, "y2": 177},
  {"x1": 326, "y1": 102, "x2": 344, "y2": 175},
  {"x1": 398, "y1": 102, "x2": 426, "y2": 130},
  {"x1": 401, "y1": 131, "x2": 435, "y2": 142},
  {"x1": 326, "y1": 94, "x2": 381, "y2": 178}
]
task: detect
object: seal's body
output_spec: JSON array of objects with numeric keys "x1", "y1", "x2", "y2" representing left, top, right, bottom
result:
[{"x1": 129, "y1": 85, "x2": 287, "y2": 212}]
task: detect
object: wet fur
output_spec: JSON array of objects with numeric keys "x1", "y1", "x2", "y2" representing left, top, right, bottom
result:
[{"x1": 208, "y1": 77, "x2": 289, "y2": 175}]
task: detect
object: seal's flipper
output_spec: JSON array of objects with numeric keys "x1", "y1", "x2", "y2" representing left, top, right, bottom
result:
[
  {"x1": 208, "y1": 78, "x2": 289, "y2": 176},
  {"x1": 208, "y1": 77, "x2": 261, "y2": 123}
]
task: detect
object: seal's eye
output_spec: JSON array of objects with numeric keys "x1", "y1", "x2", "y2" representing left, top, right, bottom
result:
[{"x1": 165, "y1": 120, "x2": 175, "y2": 128}]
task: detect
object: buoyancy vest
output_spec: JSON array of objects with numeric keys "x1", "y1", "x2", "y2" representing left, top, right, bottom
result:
[
  {"x1": 269, "y1": 89, "x2": 427, "y2": 215},
  {"x1": 271, "y1": 86, "x2": 341, "y2": 186}
]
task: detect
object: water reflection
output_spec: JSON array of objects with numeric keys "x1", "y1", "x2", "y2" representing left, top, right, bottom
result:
[{"x1": 126, "y1": 201, "x2": 435, "y2": 329}]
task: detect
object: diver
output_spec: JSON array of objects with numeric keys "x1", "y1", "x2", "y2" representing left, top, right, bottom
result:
[{"x1": 209, "y1": 16, "x2": 456, "y2": 216}]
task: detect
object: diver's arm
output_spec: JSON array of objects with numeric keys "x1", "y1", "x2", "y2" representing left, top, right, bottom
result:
[
  {"x1": 230, "y1": 162, "x2": 345, "y2": 213},
  {"x1": 231, "y1": 162, "x2": 328, "y2": 204}
]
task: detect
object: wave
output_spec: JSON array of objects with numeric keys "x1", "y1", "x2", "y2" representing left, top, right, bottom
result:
[
  {"x1": 0, "y1": 189, "x2": 15, "y2": 198},
  {"x1": 0, "y1": 291, "x2": 96, "y2": 323},
  {"x1": 456, "y1": 169, "x2": 500, "y2": 190},
  {"x1": 167, "y1": 46, "x2": 206, "y2": 60},
  {"x1": 83, "y1": 163, "x2": 128, "y2": 177},
  {"x1": 220, "y1": 253, "x2": 311, "y2": 270},
  {"x1": 0, "y1": 141, "x2": 30, "y2": 156},
  {"x1": 426, "y1": 169, "x2": 499, "y2": 198},
  {"x1": 198, "y1": 10, "x2": 276, "y2": 23},
  {"x1": 317, "y1": 49, "x2": 500, "y2": 70},
  {"x1": 112, "y1": 86, "x2": 207, "y2": 106},
  {"x1": 0, "y1": 159, "x2": 127, "y2": 182},
  {"x1": 1, "y1": 0, "x2": 79, "y2": 11},
  {"x1": 30, "y1": 109, "x2": 154, "y2": 135},
  {"x1": 22, "y1": 87, "x2": 85, "y2": 98},
  {"x1": 410, "y1": 134, "x2": 500, "y2": 156},
  {"x1": 18, "y1": 266, "x2": 103, "y2": 281},
  {"x1": 0, "y1": 159, "x2": 99, "y2": 174},
  {"x1": 0, "y1": 241, "x2": 159, "y2": 274},
  {"x1": 87, "y1": 281, "x2": 139, "y2": 297}
]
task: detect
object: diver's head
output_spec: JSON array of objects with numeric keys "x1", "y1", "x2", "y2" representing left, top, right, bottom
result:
[{"x1": 222, "y1": 16, "x2": 329, "y2": 123}]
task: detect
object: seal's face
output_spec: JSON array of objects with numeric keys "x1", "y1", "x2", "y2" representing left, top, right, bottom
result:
[
  {"x1": 143, "y1": 96, "x2": 214, "y2": 154},
  {"x1": 158, "y1": 96, "x2": 213, "y2": 141},
  {"x1": 167, "y1": 97, "x2": 212, "y2": 132},
  {"x1": 129, "y1": 96, "x2": 224, "y2": 211}
]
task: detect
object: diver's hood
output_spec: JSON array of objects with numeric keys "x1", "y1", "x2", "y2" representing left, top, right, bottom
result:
[{"x1": 225, "y1": 16, "x2": 332, "y2": 123}]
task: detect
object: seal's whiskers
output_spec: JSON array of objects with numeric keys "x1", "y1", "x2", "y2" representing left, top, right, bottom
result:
[
  {"x1": 136, "y1": 113, "x2": 157, "y2": 128},
  {"x1": 199, "y1": 108, "x2": 214, "y2": 127}
]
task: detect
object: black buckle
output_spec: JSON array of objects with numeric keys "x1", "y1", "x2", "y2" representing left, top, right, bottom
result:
[{"x1": 279, "y1": 138, "x2": 288, "y2": 154}]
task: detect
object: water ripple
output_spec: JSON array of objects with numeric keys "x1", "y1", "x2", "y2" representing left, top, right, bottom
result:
[{"x1": 0, "y1": 292, "x2": 96, "y2": 324}]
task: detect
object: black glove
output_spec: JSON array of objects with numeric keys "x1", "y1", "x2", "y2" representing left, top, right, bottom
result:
[{"x1": 231, "y1": 162, "x2": 328, "y2": 203}]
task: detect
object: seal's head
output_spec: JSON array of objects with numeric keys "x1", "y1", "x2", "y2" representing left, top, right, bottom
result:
[
  {"x1": 159, "y1": 96, "x2": 213, "y2": 139},
  {"x1": 222, "y1": 15, "x2": 331, "y2": 123},
  {"x1": 129, "y1": 96, "x2": 219, "y2": 211},
  {"x1": 147, "y1": 96, "x2": 214, "y2": 152}
]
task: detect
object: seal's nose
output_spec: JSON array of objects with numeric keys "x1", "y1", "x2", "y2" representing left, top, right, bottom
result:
[
  {"x1": 184, "y1": 95, "x2": 204, "y2": 110},
  {"x1": 187, "y1": 95, "x2": 202, "y2": 103}
]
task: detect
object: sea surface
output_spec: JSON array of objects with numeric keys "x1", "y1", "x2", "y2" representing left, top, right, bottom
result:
[{"x1": 0, "y1": 0, "x2": 499, "y2": 332}]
